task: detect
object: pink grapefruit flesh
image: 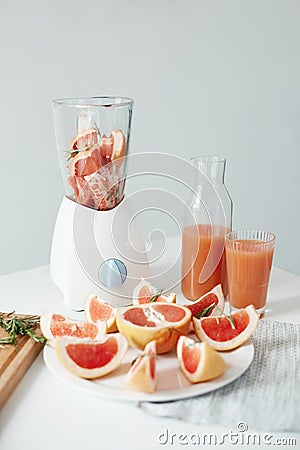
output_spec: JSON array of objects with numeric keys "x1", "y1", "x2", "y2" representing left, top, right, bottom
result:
[{"x1": 66, "y1": 338, "x2": 118, "y2": 369}]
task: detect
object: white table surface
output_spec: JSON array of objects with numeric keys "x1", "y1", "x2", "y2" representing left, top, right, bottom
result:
[{"x1": 0, "y1": 266, "x2": 299, "y2": 450}]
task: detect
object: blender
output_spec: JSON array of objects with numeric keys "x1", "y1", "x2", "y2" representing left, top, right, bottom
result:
[{"x1": 51, "y1": 97, "x2": 149, "y2": 310}]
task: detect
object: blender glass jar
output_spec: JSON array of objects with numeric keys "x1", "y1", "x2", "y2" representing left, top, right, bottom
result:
[{"x1": 52, "y1": 97, "x2": 133, "y2": 210}]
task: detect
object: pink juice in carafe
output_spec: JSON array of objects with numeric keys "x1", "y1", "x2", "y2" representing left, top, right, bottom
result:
[{"x1": 182, "y1": 224, "x2": 228, "y2": 300}]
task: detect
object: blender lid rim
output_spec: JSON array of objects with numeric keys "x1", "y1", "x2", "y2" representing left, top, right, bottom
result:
[{"x1": 52, "y1": 96, "x2": 134, "y2": 108}]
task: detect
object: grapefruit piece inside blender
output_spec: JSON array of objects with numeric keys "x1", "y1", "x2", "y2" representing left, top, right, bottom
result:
[
  {"x1": 133, "y1": 278, "x2": 176, "y2": 305},
  {"x1": 100, "y1": 130, "x2": 125, "y2": 166},
  {"x1": 125, "y1": 340, "x2": 157, "y2": 393},
  {"x1": 177, "y1": 336, "x2": 227, "y2": 383},
  {"x1": 186, "y1": 284, "x2": 225, "y2": 318},
  {"x1": 40, "y1": 312, "x2": 106, "y2": 346},
  {"x1": 68, "y1": 128, "x2": 99, "y2": 153},
  {"x1": 55, "y1": 333, "x2": 128, "y2": 379},
  {"x1": 100, "y1": 135, "x2": 114, "y2": 160},
  {"x1": 111, "y1": 129, "x2": 125, "y2": 165},
  {"x1": 84, "y1": 294, "x2": 118, "y2": 333},
  {"x1": 69, "y1": 144, "x2": 102, "y2": 178},
  {"x1": 116, "y1": 303, "x2": 191, "y2": 354},
  {"x1": 67, "y1": 128, "x2": 125, "y2": 209},
  {"x1": 68, "y1": 175, "x2": 95, "y2": 209},
  {"x1": 193, "y1": 304, "x2": 259, "y2": 351}
]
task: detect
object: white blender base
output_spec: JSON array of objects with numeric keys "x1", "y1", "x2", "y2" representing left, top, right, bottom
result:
[{"x1": 50, "y1": 197, "x2": 150, "y2": 310}]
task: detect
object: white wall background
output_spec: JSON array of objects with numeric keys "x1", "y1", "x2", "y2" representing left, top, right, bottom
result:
[{"x1": 1, "y1": 0, "x2": 299, "y2": 275}]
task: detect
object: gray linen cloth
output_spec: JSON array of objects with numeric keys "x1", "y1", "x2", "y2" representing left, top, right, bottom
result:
[{"x1": 139, "y1": 321, "x2": 300, "y2": 431}]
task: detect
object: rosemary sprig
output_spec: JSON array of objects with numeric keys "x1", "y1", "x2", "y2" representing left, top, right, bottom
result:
[
  {"x1": 65, "y1": 143, "x2": 91, "y2": 161},
  {"x1": 214, "y1": 305, "x2": 236, "y2": 330},
  {"x1": 0, "y1": 337, "x2": 14, "y2": 348},
  {"x1": 194, "y1": 304, "x2": 215, "y2": 319},
  {"x1": 93, "y1": 122, "x2": 102, "y2": 137},
  {"x1": 228, "y1": 314, "x2": 236, "y2": 330},
  {"x1": 0, "y1": 312, "x2": 46, "y2": 348},
  {"x1": 150, "y1": 289, "x2": 164, "y2": 303},
  {"x1": 66, "y1": 150, "x2": 79, "y2": 161}
]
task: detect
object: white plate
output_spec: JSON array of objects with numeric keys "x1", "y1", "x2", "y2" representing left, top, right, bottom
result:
[{"x1": 43, "y1": 338, "x2": 254, "y2": 403}]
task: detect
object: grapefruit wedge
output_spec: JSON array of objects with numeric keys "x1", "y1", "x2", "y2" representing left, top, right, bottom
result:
[
  {"x1": 55, "y1": 334, "x2": 128, "y2": 379},
  {"x1": 69, "y1": 144, "x2": 102, "y2": 178},
  {"x1": 133, "y1": 278, "x2": 176, "y2": 305},
  {"x1": 68, "y1": 175, "x2": 95, "y2": 208},
  {"x1": 111, "y1": 129, "x2": 126, "y2": 166},
  {"x1": 100, "y1": 135, "x2": 114, "y2": 160},
  {"x1": 68, "y1": 128, "x2": 99, "y2": 154},
  {"x1": 177, "y1": 336, "x2": 227, "y2": 383},
  {"x1": 116, "y1": 303, "x2": 191, "y2": 354},
  {"x1": 40, "y1": 312, "x2": 106, "y2": 346},
  {"x1": 100, "y1": 129, "x2": 125, "y2": 166},
  {"x1": 186, "y1": 284, "x2": 225, "y2": 318},
  {"x1": 84, "y1": 294, "x2": 118, "y2": 333},
  {"x1": 193, "y1": 305, "x2": 259, "y2": 351},
  {"x1": 125, "y1": 340, "x2": 157, "y2": 393}
]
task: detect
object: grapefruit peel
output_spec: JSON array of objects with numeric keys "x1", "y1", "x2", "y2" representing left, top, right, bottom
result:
[{"x1": 111, "y1": 129, "x2": 126, "y2": 166}]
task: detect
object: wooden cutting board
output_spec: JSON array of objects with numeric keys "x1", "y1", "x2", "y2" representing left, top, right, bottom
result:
[{"x1": 0, "y1": 314, "x2": 44, "y2": 410}]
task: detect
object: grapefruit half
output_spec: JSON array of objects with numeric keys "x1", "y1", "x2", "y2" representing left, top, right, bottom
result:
[
  {"x1": 177, "y1": 336, "x2": 227, "y2": 383},
  {"x1": 125, "y1": 340, "x2": 157, "y2": 393},
  {"x1": 84, "y1": 294, "x2": 118, "y2": 333},
  {"x1": 40, "y1": 312, "x2": 106, "y2": 346},
  {"x1": 55, "y1": 333, "x2": 128, "y2": 379},
  {"x1": 193, "y1": 305, "x2": 259, "y2": 351},
  {"x1": 116, "y1": 303, "x2": 191, "y2": 354}
]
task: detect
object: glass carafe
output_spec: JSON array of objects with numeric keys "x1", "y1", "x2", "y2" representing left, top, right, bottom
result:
[{"x1": 181, "y1": 156, "x2": 233, "y2": 300}]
